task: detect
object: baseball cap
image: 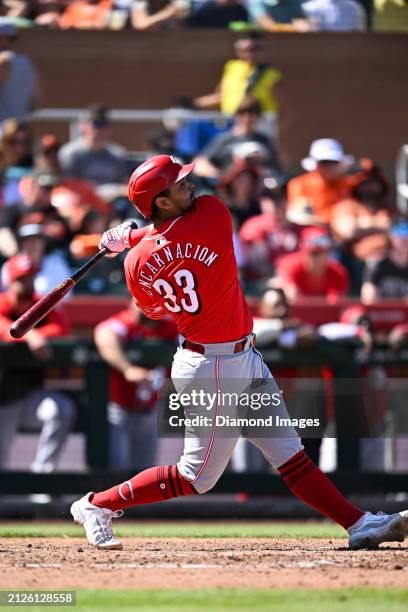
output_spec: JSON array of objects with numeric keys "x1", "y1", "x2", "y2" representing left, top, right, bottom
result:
[
  {"x1": 4, "y1": 254, "x2": 38, "y2": 284},
  {"x1": 17, "y1": 223, "x2": 46, "y2": 240},
  {"x1": 301, "y1": 139, "x2": 354, "y2": 172},
  {"x1": 300, "y1": 227, "x2": 332, "y2": 252},
  {"x1": 83, "y1": 104, "x2": 111, "y2": 128}
]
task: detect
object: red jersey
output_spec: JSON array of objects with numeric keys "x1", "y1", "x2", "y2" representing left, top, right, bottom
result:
[
  {"x1": 239, "y1": 213, "x2": 300, "y2": 278},
  {"x1": 0, "y1": 292, "x2": 70, "y2": 341},
  {"x1": 125, "y1": 195, "x2": 253, "y2": 343},
  {"x1": 277, "y1": 252, "x2": 349, "y2": 298},
  {"x1": 95, "y1": 309, "x2": 177, "y2": 411}
]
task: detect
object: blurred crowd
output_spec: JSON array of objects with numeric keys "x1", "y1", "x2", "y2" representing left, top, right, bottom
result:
[
  {"x1": 0, "y1": 0, "x2": 380, "y2": 32},
  {"x1": 0, "y1": 21, "x2": 407, "y2": 477}
]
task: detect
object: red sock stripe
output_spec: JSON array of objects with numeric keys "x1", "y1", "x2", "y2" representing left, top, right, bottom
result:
[
  {"x1": 175, "y1": 467, "x2": 195, "y2": 495},
  {"x1": 167, "y1": 465, "x2": 177, "y2": 498},
  {"x1": 279, "y1": 457, "x2": 309, "y2": 481},
  {"x1": 171, "y1": 465, "x2": 181, "y2": 496},
  {"x1": 284, "y1": 460, "x2": 316, "y2": 487},
  {"x1": 278, "y1": 450, "x2": 308, "y2": 475},
  {"x1": 276, "y1": 451, "x2": 364, "y2": 529}
]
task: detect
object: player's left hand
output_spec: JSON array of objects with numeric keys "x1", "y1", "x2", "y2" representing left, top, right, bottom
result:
[{"x1": 99, "y1": 219, "x2": 139, "y2": 256}]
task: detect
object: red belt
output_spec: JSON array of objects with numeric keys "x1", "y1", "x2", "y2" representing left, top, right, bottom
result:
[{"x1": 182, "y1": 338, "x2": 251, "y2": 355}]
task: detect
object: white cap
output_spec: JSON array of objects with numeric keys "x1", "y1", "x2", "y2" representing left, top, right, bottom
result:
[{"x1": 301, "y1": 138, "x2": 354, "y2": 171}]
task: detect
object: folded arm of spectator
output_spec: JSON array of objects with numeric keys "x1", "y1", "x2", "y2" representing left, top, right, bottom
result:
[
  {"x1": 193, "y1": 82, "x2": 222, "y2": 110},
  {"x1": 94, "y1": 320, "x2": 152, "y2": 382},
  {"x1": 131, "y1": 0, "x2": 186, "y2": 30},
  {"x1": 192, "y1": 155, "x2": 220, "y2": 179},
  {"x1": 3, "y1": 0, "x2": 28, "y2": 17}
]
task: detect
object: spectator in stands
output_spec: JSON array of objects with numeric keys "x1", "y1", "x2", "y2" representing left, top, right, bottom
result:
[
  {"x1": 314, "y1": 304, "x2": 385, "y2": 471},
  {"x1": 186, "y1": 0, "x2": 248, "y2": 28},
  {"x1": 68, "y1": 210, "x2": 106, "y2": 260},
  {"x1": 216, "y1": 157, "x2": 263, "y2": 226},
  {"x1": 0, "y1": 21, "x2": 40, "y2": 124},
  {"x1": 33, "y1": 134, "x2": 62, "y2": 174},
  {"x1": 330, "y1": 160, "x2": 391, "y2": 242},
  {"x1": 0, "y1": 119, "x2": 33, "y2": 207},
  {"x1": 162, "y1": 97, "x2": 228, "y2": 162},
  {"x1": 59, "y1": 0, "x2": 114, "y2": 28},
  {"x1": 58, "y1": 104, "x2": 128, "y2": 186},
  {"x1": 254, "y1": 286, "x2": 317, "y2": 347},
  {"x1": 0, "y1": 169, "x2": 69, "y2": 259},
  {"x1": 248, "y1": 0, "x2": 314, "y2": 32},
  {"x1": 302, "y1": 0, "x2": 366, "y2": 30},
  {"x1": 50, "y1": 183, "x2": 110, "y2": 235},
  {"x1": 194, "y1": 32, "x2": 282, "y2": 133},
  {"x1": 287, "y1": 138, "x2": 356, "y2": 225},
  {"x1": 94, "y1": 301, "x2": 177, "y2": 469},
  {"x1": 131, "y1": 0, "x2": 188, "y2": 30},
  {"x1": 361, "y1": 221, "x2": 408, "y2": 302},
  {"x1": 239, "y1": 177, "x2": 300, "y2": 280},
  {"x1": 3, "y1": 1, "x2": 67, "y2": 25},
  {"x1": 193, "y1": 96, "x2": 279, "y2": 180},
  {"x1": 276, "y1": 226, "x2": 350, "y2": 301},
  {"x1": 1, "y1": 222, "x2": 71, "y2": 296},
  {"x1": 0, "y1": 253, "x2": 76, "y2": 472}
]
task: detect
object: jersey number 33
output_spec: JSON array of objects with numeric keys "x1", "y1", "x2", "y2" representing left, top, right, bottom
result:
[{"x1": 152, "y1": 269, "x2": 201, "y2": 314}]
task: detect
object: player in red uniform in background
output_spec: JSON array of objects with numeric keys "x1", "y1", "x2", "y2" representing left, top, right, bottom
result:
[
  {"x1": 0, "y1": 254, "x2": 75, "y2": 473},
  {"x1": 277, "y1": 227, "x2": 349, "y2": 302},
  {"x1": 71, "y1": 155, "x2": 408, "y2": 551},
  {"x1": 94, "y1": 301, "x2": 177, "y2": 470}
]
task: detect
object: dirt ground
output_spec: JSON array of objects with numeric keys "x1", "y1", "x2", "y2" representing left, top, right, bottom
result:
[{"x1": 0, "y1": 537, "x2": 407, "y2": 590}]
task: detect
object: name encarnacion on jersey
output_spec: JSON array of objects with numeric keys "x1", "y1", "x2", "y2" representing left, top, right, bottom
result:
[{"x1": 139, "y1": 242, "x2": 219, "y2": 292}]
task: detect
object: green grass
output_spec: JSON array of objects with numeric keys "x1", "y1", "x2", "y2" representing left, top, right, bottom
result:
[
  {"x1": 2, "y1": 589, "x2": 408, "y2": 612},
  {"x1": 0, "y1": 520, "x2": 345, "y2": 539}
]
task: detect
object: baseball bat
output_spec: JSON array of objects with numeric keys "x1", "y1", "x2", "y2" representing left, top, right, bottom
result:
[{"x1": 9, "y1": 248, "x2": 109, "y2": 339}]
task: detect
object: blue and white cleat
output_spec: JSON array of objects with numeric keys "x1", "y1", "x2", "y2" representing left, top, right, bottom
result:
[
  {"x1": 70, "y1": 492, "x2": 124, "y2": 550},
  {"x1": 348, "y1": 510, "x2": 408, "y2": 550}
]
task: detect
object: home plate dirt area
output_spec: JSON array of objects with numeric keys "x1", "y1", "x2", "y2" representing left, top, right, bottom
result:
[{"x1": 0, "y1": 537, "x2": 407, "y2": 590}]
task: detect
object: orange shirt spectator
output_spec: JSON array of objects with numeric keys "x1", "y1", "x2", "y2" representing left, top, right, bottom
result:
[
  {"x1": 59, "y1": 0, "x2": 113, "y2": 29},
  {"x1": 287, "y1": 138, "x2": 354, "y2": 224}
]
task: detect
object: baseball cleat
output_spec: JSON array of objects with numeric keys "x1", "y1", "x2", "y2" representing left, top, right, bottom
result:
[
  {"x1": 70, "y1": 492, "x2": 124, "y2": 550},
  {"x1": 348, "y1": 510, "x2": 408, "y2": 550}
]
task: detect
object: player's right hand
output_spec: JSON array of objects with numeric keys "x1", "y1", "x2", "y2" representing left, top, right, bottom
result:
[{"x1": 99, "y1": 219, "x2": 139, "y2": 256}]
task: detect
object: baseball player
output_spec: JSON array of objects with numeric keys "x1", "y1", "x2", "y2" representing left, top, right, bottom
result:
[
  {"x1": 71, "y1": 155, "x2": 408, "y2": 550},
  {"x1": 94, "y1": 300, "x2": 177, "y2": 470}
]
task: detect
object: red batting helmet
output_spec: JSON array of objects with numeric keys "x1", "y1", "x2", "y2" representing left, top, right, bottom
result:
[{"x1": 127, "y1": 155, "x2": 195, "y2": 219}]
